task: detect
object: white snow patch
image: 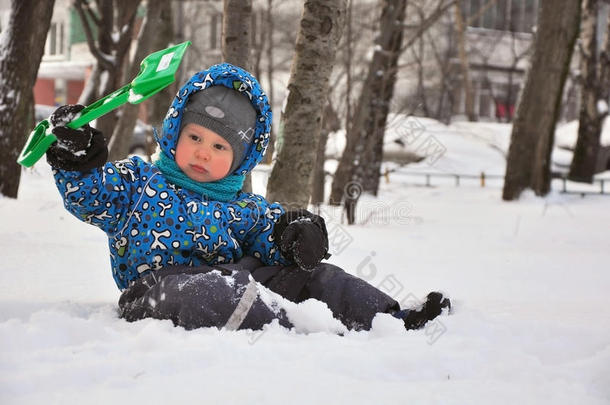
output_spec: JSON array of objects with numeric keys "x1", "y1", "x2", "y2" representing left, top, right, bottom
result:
[
  {"x1": 2, "y1": 120, "x2": 610, "y2": 404},
  {"x1": 597, "y1": 99, "x2": 608, "y2": 115},
  {"x1": 128, "y1": 88, "x2": 144, "y2": 103}
]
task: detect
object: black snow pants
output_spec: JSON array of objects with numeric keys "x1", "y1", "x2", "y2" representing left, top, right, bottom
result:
[{"x1": 118, "y1": 256, "x2": 400, "y2": 332}]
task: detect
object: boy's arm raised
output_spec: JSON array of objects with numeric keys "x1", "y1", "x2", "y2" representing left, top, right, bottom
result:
[
  {"x1": 46, "y1": 105, "x2": 108, "y2": 172},
  {"x1": 47, "y1": 105, "x2": 135, "y2": 235}
]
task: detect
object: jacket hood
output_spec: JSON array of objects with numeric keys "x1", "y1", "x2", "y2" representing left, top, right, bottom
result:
[{"x1": 157, "y1": 63, "x2": 272, "y2": 176}]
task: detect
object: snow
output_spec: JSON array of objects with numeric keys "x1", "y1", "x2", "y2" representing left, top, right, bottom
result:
[
  {"x1": 555, "y1": 117, "x2": 610, "y2": 149},
  {"x1": 37, "y1": 60, "x2": 91, "y2": 80},
  {"x1": 1, "y1": 121, "x2": 610, "y2": 404},
  {"x1": 128, "y1": 88, "x2": 144, "y2": 103},
  {"x1": 328, "y1": 115, "x2": 610, "y2": 179},
  {"x1": 99, "y1": 70, "x2": 110, "y2": 96},
  {"x1": 597, "y1": 99, "x2": 608, "y2": 115}
]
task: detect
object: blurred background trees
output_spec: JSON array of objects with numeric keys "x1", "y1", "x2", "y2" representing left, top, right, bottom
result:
[
  {"x1": 0, "y1": 0, "x2": 55, "y2": 198},
  {"x1": 502, "y1": 0, "x2": 582, "y2": 200},
  {"x1": 266, "y1": 0, "x2": 347, "y2": 207},
  {"x1": 1, "y1": 0, "x2": 609, "y2": 213}
]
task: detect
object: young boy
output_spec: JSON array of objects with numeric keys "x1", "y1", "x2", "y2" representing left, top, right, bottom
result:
[{"x1": 46, "y1": 63, "x2": 450, "y2": 332}]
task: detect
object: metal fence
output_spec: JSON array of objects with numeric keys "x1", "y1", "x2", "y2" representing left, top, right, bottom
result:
[{"x1": 396, "y1": 171, "x2": 610, "y2": 196}]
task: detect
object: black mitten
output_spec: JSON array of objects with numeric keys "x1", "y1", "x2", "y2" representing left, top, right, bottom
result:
[
  {"x1": 400, "y1": 292, "x2": 451, "y2": 330},
  {"x1": 46, "y1": 104, "x2": 108, "y2": 171},
  {"x1": 273, "y1": 209, "x2": 331, "y2": 271}
]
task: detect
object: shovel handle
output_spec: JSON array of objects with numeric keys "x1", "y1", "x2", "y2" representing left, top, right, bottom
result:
[
  {"x1": 18, "y1": 41, "x2": 191, "y2": 168},
  {"x1": 67, "y1": 84, "x2": 131, "y2": 129}
]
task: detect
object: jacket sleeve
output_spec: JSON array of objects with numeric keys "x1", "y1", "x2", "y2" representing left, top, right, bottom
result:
[
  {"x1": 229, "y1": 193, "x2": 293, "y2": 266},
  {"x1": 52, "y1": 158, "x2": 146, "y2": 235}
]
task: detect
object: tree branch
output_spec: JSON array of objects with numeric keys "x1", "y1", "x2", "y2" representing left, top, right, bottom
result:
[
  {"x1": 400, "y1": 0, "x2": 457, "y2": 53},
  {"x1": 74, "y1": 0, "x2": 113, "y2": 70},
  {"x1": 466, "y1": 0, "x2": 498, "y2": 27},
  {"x1": 80, "y1": 0, "x2": 101, "y2": 27}
]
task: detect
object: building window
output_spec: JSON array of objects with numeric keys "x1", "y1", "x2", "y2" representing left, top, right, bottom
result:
[
  {"x1": 464, "y1": 0, "x2": 538, "y2": 33},
  {"x1": 46, "y1": 22, "x2": 65, "y2": 56},
  {"x1": 210, "y1": 13, "x2": 220, "y2": 50}
]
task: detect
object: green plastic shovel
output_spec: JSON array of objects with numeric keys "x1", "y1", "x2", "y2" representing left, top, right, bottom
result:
[{"x1": 17, "y1": 41, "x2": 191, "y2": 167}]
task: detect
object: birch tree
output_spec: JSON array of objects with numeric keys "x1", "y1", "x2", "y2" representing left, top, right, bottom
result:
[
  {"x1": 266, "y1": 0, "x2": 347, "y2": 207},
  {"x1": 569, "y1": 0, "x2": 610, "y2": 182},
  {"x1": 503, "y1": 0, "x2": 581, "y2": 200},
  {"x1": 0, "y1": 0, "x2": 55, "y2": 198}
]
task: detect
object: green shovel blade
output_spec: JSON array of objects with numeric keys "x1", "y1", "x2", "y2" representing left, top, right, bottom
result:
[{"x1": 17, "y1": 41, "x2": 191, "y2": 168}]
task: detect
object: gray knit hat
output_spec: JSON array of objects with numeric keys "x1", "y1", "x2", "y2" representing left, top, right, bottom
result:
[{"x1": 180, "y1": 86, "x2": 257, "y2": 174}]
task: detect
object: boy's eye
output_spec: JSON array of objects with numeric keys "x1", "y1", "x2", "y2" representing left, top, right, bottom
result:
[
  {"x1": 189, "y1": 134, "x2": 200, "y2": 142},
  {"x1": 214, "y1": 144, "x2": 226, "y2": 150}
]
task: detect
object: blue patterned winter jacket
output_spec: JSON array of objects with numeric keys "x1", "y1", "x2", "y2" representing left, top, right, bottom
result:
[{"x1": 53, "y1": 64, "x2": 289, "y2": 290}]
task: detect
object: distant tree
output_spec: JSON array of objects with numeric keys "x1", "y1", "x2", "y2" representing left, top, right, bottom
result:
[
  {"x1": 0, "y1": 0, "x2": 55, "y2": 198},
  {"x1": 108, "y1": 0, "x2": 168, "y2": 161},
  {"x1": 569, "y1": 0, "x2": 610, "y2": 182},
  {"x1": 329, "y1": 0, "x2": 454, "y2": 223},
  {"x1": 262, "y1": 0, "x2": 276, "y2": 165},
  {"x1": 328, "y1": 0, "x2": 406, "y2": 222},
  {"x1": 223, "y1": 0, "x2": 253, "y2": 71},
  {"x1": 74, "y1": 0, "x2": 141, "y2": 142},
  {"x1": 454, "y1": 1, "x2": 476, "y2": 121},
  {"x1": 266, "y1": 0, "x2": 347, "y2": 207},
  {"x1": 426, "y1": 25, "x2": 457, "y2": 124},
  {"x1": 503, "y1": 0, "x2": 581, "y2": 200},
  {"x1": 311, "y1": 102, "x2": 340, "y2": 206},
  {"x1": 477, "y1": 29, "x2": 532, "y2": 124},
  {"x1": 145, "y1": 0, "x2": 174, "y2": 157},
  {"x1": 223, "y1": 0, "x2": 254, "y2": 193}
]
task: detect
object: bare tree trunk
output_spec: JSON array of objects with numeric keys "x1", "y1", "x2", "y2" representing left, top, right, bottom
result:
[
  {"x1": 73, "y1": 0, "x2": 141, "y2": 143},
  {"x1": 311, "y1": 102, "x2": 341, "y2": 206},
  {"x1": 262, "y1": 0, "x2": 276, "y2": 165},
  {"x1": 454, "y1": 2, "x2": 476, "y2": 121},
  {"x1": 569, "y1": 0, "x2": 610, "y2": 182},
  {"x1": 414, "y1": 7, "x2": 430, "y2": 117},
  {"x1": 266, "y1": 0, "x2": 347, "y2": 208},
  {"x1": 78, "y1": 63, "x2": 101, "y2": 107},
  {"x1": 0, "y1": 0, "x2": 55, "y2": 198},
  {"x1": 223, "y1": 0, "x2": 254, "y2": 192},
  {"x1": 360, "y1": 0, "x2": 408, "y2": 196},
  {"x1": 252, "y1": 10, "x2": 263, "y2": 80},
  {"x1": 329, "y1": 0, "x2": 407, "y2": 207},
  {"x1": 428, "y1": 26, "x2": 455, "y2": 124},
  {"x1": 345, "y1": 0, "x2": 353, "y2": 131},
  {"x1": 108, "y1": 0, "x2": 167, "y2": 161},
  {"x1": 146, "y1": 0, "x2": 174, "y2": 158},
  {"x1": 223, "y1": 0, "x2": 253, "y2": 71},
  {"x1": 503, "y1": 0, "x2": 581, "y2": 200}
]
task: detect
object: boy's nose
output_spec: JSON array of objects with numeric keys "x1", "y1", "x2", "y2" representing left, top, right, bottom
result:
[{"x1": 195, "y1": 147, "x2": 210, "y2": 161}]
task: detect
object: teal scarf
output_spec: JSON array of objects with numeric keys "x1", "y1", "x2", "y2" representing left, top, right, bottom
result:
[{"x1": 153, "y1": 152, "x2": 244, "y2": 202}]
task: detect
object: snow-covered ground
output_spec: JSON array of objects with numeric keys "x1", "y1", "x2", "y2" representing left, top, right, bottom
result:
[{"x1": 1, "y1": 120, "x2": 609, "y2": 404}]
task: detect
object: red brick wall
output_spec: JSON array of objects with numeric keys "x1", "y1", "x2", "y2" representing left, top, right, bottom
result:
[
  {"x1": 34, "y1": 78, "x2": 55, "y2": 106},
  {"x1": 67, "y1": 80, "x2": 84, "y2": 104}
]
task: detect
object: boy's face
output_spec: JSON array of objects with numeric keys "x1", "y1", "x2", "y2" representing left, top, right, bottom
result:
[{"x1": 175, "y1": 123, "x2": 234, "y2": 182}]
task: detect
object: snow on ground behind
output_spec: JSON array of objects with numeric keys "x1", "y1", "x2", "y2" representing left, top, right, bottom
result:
[{"x1": 1, "y1": 120, "x2": 609, "y2": 404}]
